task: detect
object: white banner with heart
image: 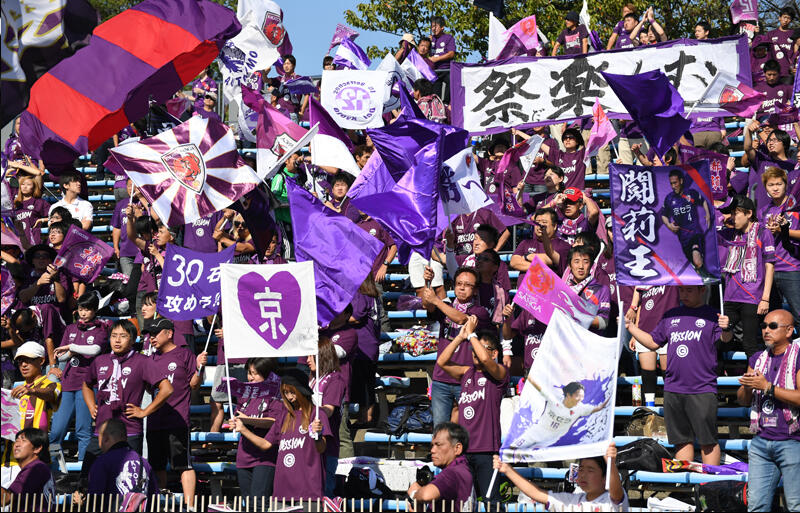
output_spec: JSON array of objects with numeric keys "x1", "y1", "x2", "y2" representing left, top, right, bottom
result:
[{"x1": 220, "y1": 262, "x2": 319, "y2": 359}]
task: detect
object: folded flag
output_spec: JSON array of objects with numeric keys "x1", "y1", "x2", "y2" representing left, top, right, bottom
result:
[
  {"x1": 309, "y1": 97, "x2": 361, "y2": 176},
  {"x1": 287, "y1": 179, "x2": 383, "y2": 326},
  {"x1": 108, "y1": 116, "x2": 260, "y2": 227},
  {"x1": 19, "y1": 0, "x2": 241, "y2": 169},
  {"x1": 284, "y1": 75, "x2": 318, "y2": 95},
  {"x1": 242, "y1": 86, "x2": 318, "y2": 180},
  {"x1": 585, "y1": 98, "x2": 617, "y2": 157},
  {"x1": 601, "y1": 70, "x2": 691, "y2": 159},
  {"x1": 497, "y1": 33, "x2": 529, "y2": 60},
  {"x1": 333, "y1": 38, "x2": 371, "y2": 70},
  {"x1": 54, "y1": 225, "x2": 114, "y2": 283},
  {"x1": 328, "y1": 23, "x2": 359, "y2": 54},
  {"x1": 692, "y1": 70, "x2": 765, "y2": 118},
  {"x1": 403, "y1": 49, "x2": 437, "y2": 82}
]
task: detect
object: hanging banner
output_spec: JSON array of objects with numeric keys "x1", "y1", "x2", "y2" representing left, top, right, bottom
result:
[
  {"x1": 501, "y1": 309, "x2": 617, "y2": 462},
  {"x1": 610, "y1": 161, "x2": 722, "y2": 286},
  {"x1": 678, "y1": 146, "x2": 729, "y2": 201},
  {"x1": 156, "y1": 244, "x2": 235, "y2": 321},
  {"x1": 451, "y1": 35, "x2": 750, "y2": 134},
  {"x1": 220, "y1": 262, "x2": 318, "y2": 359}
]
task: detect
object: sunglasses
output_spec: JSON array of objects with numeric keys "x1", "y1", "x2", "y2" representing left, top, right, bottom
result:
[
  {"x1": 760, "y1": 322, "x2": 791, "y2": 330},
  {"x1": 233, "y1": 221, "x2": 243, "y2": 227},
  {"x1": 562, "y1": 135, "x2": 577, "y2": 140}
]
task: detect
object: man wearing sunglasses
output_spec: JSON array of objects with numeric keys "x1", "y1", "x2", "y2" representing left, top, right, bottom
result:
[{"x1": 738, "y1": 309, "x2": 800, "y2": 512}]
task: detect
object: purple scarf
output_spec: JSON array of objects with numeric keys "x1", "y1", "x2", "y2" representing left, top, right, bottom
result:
[
  {"x1": 722, "y1": 222, "x2": 760, "y2": 283},
  {"x1": 750, "y1": 342, "x2": 800, "y2": 434}
]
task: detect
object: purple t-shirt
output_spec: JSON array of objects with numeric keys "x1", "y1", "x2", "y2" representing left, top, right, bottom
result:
[
  {"x1": 266, "y1": 409, "x2": 332, "y2": 500},
  {"x1": 613, "y1": 20, "x2": 637, "y2": 49},
  {"x1": 148, "y1": 345, "x2": 196, "y2": 429},
  {"x1": 478, "y1": 156, "x2": 500, "y2": 192},
  {"x1": 690, "y1": 116, "x2": 723, "y2": 134},
  {"x1": 718, "y1": 225, "x2": 776, "y2": 304},
  {"x1": 755, "y1": 81, "x2": 793, "y2": 116},
  {"x1": 433, "y1": 301, "x2": 492, "y2": 384},
  {"x1": 450, "y1": 208, "x2": 506, "y2": 256},
  {"x1": 459, "y1": 366, "x2": 508, "y2": 453},
  {"x1": 236, "y1": 382, "x2": 285, "y2": 468},
  {"x1": 650, "y1": 305, "x2": 722, "y2": 394},
  {"x1": 357, "y1": 217, "x2": 395, "y2": 276},
  {"x1": 749, "y1": 150, "x2": 796, "y2": 213},
  {"x1": 351, "y1": 292, "x2": 381, "y2": 361},
  {"x1": 8, "y1": 459, "x2": 54, "y2": 503},
  {"x1": 430, "y1": 33, "x2": 456, "y2": 69},
  {"x1": 551, "y1": 148, "x2": 587, "y2": 191},
  {"x1": 578, "y1": 280, "x2": 611, "y2": 334},
  {"x1": 87, "y1": 351, "x2": 162, "y2": 436},
  {"x1": 511, "y1": 309, "x2": 547, "y2": 370},
  {"x1": 526, "y1": 136, "x2": 557, "y2": 186},
  {"x1": 193, "y1": 109, "x2": 221, "y2": 122},
  {"x1": 111, "y1": 198, "x2": 140, "y2": 258},
  {"x1": 190, "y1": 76, "x2": 217, "y2": 112},
  {"x1": 312, "y1": 371, "x2": 346, "y2": 458},
  {"x1": 322, "y1": 326, "x2": 358, "y2": 402},
  {"x1": 429, "y1": 455, "x2": 474, "y2": 510},
  {"x1": 330, "y1": 197, "x2": 361, "y2": 224},
  {"x1": 748, "y1": 348, "x2": 800, "y2": 441},
  {"x1": 759, "y1": 204, "x2": 800, "y2": 272},
  {"x1": 182, "y1": 211, "x2": 224, "y2": 253},
  {"x1": 88, "y1": 442, "x2": 159, "y2": 497},
  {"x1": 59, "y1": 321, "x2": 110, "y2": 392},
  {"x1": 661, "y1": 189, "x2": 708, "y2": 244},
  {"x1": 766, "y1": 28, "x2": 795, "y2": 77},
  {"x1": 14, "y1": 198, "x2": 48, "y2": 245},
  {"x1": 636, "y1": 285, "x2": 681, "y2": 332},
  {"x1": 557, "y1": 25, "x2": 589, "y2": 55},
  {"x1": 513, "y1": 235, "x2": 571, "y2": 276}
]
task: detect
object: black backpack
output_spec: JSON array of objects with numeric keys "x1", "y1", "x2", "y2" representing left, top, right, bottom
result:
[
  {"x1": 694, "y1": 482, "x2": 747, "y2": 512},
  {"x1": 380, "y1": 394, "x2": 433, "y2": 436},
  {"x1": 616, "y1": 438, "x2": 672, "y2": 472}
]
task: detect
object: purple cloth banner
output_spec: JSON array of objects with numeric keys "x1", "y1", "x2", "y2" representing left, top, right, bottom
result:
[
  {"x1": 730, "y1": 0, "x2": 758, "y2": 24},
  {"x1": 284, "y1": 76, "x2": 318, "y2": 95},
  {"x1": 54, "y1": 225, "x2": 114, "y2": 283},
  {"x1": 513, "y1": 255, "x2": 599, "y2": 328},
  {"x1": 328, "y1": 23, "x2": 359, "y2": 54},
  {"x1": 1, "y1": 390, "x2": 22, "y2": 441},
  {"x1": 217, "y1": 375, "x2": 281, "y2": 401},
  {"x1": 678, "y1": 145, "x2": 729, "y2": 201},
  {"x1": 1, "y1": 267, "x2": 16, "y2": 316},
  {"x1": 156, "y1": 243, "x2": 235, "y2": 320},
  {"x1": 610, "y1": 161, "x2": 722, "y2": 286}
]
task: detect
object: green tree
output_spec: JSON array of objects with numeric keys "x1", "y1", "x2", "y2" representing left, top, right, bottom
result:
[{"x1": 344, "y1": 0, "x2": 733, "y2": 60}]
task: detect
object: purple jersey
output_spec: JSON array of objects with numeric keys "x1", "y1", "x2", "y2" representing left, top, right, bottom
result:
[
  {"x1": 613, "y1": 20, "x2": 636, "y2": 49},
  {"x1": 182, "y1": 211, "x2": 224, "y2": 252},
  {"x1": 311, "y1": 371, "x2": 346, "y2": 458},
  {"x1": 513, "y1": 235, "x2": 571, "y2": 276},
  {"x1": 321, "y1": 326, "x2": 358, "y2": 402},
  {"x1": 748, "y1": 348, "x2": 800, "y2": 441},
  {"x1": 459, "y1": 367, "x2": 508, "y2": 452},
  {"x1": 13, "y1": 198, "x2": 48, "y2": 245},
  {"x1": 148, "y1": 345, "x2": 196, "y2": 429},
  {"x1": 88, "y1": 442, "x2": 159, "y2": 497},
  {"x1": 429, "y1": 455, "x2": 474, "y2": 510},
  {"x1": 651, "y1": 305, "x2": 722, "y2": 394},
  {"x1": 236, "y1": 383, "x2": 285, "y2": 468},
  {"x1": 755, "y1": 81, "x2": 792, "y2": 116},
  {"x1": 661, "y1": 189, "x2": 707, "y2": 244},
  {"x1": 351, "y1": 292, "x2": 381, "y2": 361},
  {"x1": 433, "y1": 302, "x2": 492, "y2": 384},
  {"x1": 551, "y1": 148, "x2": 587, "y2": 190},
  {"x1": 111, "y1": 197, "x2": 140, "y2": 258},
  {"x1": 759, "y1": 204, "x2": 800, "y2": 271},
  {"x1": 450, "y1": 208, "x2": 506, "y2": 256},
  {"x1": 511, "y1": 309, "x2": 547, "y2": 370},
  {"x1": 556, "y1": 25, "x2": 589, "y2": 55},
  {"x1": 8, "y1": 459, "x2": 54, "y2": 508},
  {"x1": 357, "y1": 217, "x2": 395, "y2": 276},
  {"x1": 719, "y1": 225, "x2": 776, "y2": 304},
  {"x1": 766, "y1": 28, "x2": 795, "y2": 76},
  {"x1": 59, "y1": 321, "x2": 110, "y2": 392},
  {"x1": 430, "y1": 33, "x2": 456, "y2": 69}
]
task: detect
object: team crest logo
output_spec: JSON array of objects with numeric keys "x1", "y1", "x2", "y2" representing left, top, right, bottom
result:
[
  {"x1": 719, "y1": 85, "x2": 744, "y2": 104},
  {"x1": 526, "y1": 261, "x2": 555, "y2": 294},
  {"x1": 262, "y1": 11, "x2": 285, "y2": 46},
  {"x1": 271, "y1": 133, "x2": 298, "y2": 158},
  {"x1": 465, "y1": 153, "x2": 473, "y2": 167},
  {"x1": 161, "y1": 144, "x2": 206, "y2": 194}
]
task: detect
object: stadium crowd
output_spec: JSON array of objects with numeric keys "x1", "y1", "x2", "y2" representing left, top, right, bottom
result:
[{"x1": 1, "y1": 3, "x2": 799, "y2": 512}]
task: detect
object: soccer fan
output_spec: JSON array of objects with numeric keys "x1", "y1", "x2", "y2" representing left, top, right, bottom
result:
[
  {"x1": 12, "y1": 174, "x2": 48, "y2": 246},
  {"x1": 49, "y1": 173, "x2": 93, "y2": 231},
  {"x1": 510, "y1": 208, "x2": 571, "y2": 276},
  {"x1": 564, "y1": 246, "x2": 611, "y2": 334},
  {"x1": 407, "y1": 423, "x2": 474, "y2": 511},
  {"x1": 606, "y1": 4, "x2": 637, "y2": 49},
  {"x1": 437, "y1": 317, "x2": 508, "y2": 500},
  {"x1": 555, "y1": 188, "x2": 600, "y2": 246},
  {"x1": 626, "y1": 285, "x2": 732, "y2": 464},
  {"x1": 0, "y1": 428, "x2": 55, "y2": 510},
  {"x1": 694, "y1": 21, "x2": 711, "y2": 40},
  {"x1": 766, "y1": 7, "x2": 797, "y2": 76},
  {"x1": 552, "y1": 12, "x2": 589, "y2": 55},
  {"x1": 535, "y1": 129, "x2": 588, "y2": 191}
]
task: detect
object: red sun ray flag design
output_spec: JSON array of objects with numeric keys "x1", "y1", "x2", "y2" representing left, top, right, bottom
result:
[
  {"x1": 107, "y1": 116, "x2": 260, "y2": 227},
  {"x1": 18, "y1": 0, "x2": 241, "y2": 169}
]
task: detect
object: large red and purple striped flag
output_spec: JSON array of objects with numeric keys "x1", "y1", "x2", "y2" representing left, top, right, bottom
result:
[
  {"x1": 19, "y1": 0, "x2": 241, "y2": 169},
  {"x1": 107, "y1": 116, "x2": 260, "y2": 227}
]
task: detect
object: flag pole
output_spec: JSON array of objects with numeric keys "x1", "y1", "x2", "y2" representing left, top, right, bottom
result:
[
  {"x1": 486, "y1": 468, "x2": 498, "y2": 501},
  {"x1": 197, "y1": 313, "x2": 217, "y2": 375},
  {"x1": 718, "y1": 283, "x2": 724, "y2": 316},
  {"x1": 224, "y1": 348, "x2": 235, "y2": 427}
]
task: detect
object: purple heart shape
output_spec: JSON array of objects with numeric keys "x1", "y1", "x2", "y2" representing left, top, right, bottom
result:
[{"x1": 237, "y1": 271, "x2": 302, "y2": 349}]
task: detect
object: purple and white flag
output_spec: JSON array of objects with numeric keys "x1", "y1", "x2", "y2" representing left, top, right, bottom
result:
[
  {"x1": 320, "y1": 70, "x2": 392, "y2": 129},
  {"x1": 284, "y1": 75, "x2": 318, "y2": 95},
  {"x1": 610, "y1": 161, "x2": 722, "y2": 286},
  {"x1": 678, "y1": 145, "x2": 729, "y2": 201},
  {"x1": 730, "y1": 0, "x2": 758, "y2": 24},
  {"x1": 1, "y1": 267, "x2": 16, "y2": 316},
  {"x1": 1, "y1": 389, "x2": 21, "y2": 441},
  {"x1": 54, "y1": 225, "x2": 114, "y2": 283},
  {"x1": 328, "y1": 23, "x2": 359, "y2": 54},
  {"x1": 217, "y1": 374, "x2": 281, "y2": 401},
  {"x1": 220, "y1": 262, "x2": 319, "y2": 359},
  {"x1": 794, "y1": 54, "x2": 800, "y2": 109},
  {"x1": 108, "y1": 116, "x2": 261, "y2": 227},
  {"x1": 157, "y1": 243, "x2": 235, "y2": 321},
  {"x1": 309, "y1": 97, "x2": 361, "y2": 176},
  {"x1": 333, "y1": 38, "x2": 371, "y2": 70},
  {"x1": 514, "y1": 255, "x2": 599, "y2": 328},
  {"x1": 440, "y1": 147, "x2": 494, "y2": 216},
  {"x1": 403, "y1": 49, "x2": 437, "y2": 82},
  {"x1": 218, "y1": 11, "x2": 280, "y2": 103}
]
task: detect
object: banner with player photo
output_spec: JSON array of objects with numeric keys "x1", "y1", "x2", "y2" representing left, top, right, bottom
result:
[
  {"x1": 500, "y1": 310, "x2": 617, "y2": 462},
  {"x1": 450, "y1": 35, "x2": 749, "y2": 134},
  {"x1": 609, "y1": 161, "x2": 722, "y2": 286}
]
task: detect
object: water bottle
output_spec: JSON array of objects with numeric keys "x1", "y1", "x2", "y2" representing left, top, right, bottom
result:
[{"x1": 632, "y1": 377, "x2": 642, "y2": 407}]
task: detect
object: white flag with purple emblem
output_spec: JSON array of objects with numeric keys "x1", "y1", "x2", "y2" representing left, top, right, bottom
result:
[
  {"x1": 220, "y1": 262, "x2": 318, "y2": 359},
  {"x1": 321, "y1": 70, "x2": 392, "y2": 129},
  {"x1": 108, "y1": 116, "x2": 261, "y2": 227},
  {"x1": 440, "y1": 147, "x2": 494, "y2": 216}
]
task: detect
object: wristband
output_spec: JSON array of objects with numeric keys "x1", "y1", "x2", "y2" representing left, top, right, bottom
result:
[
  {"x1": 467, "y1": 332, "x2": 478, "y2": 341},
  {"x1": 383, "y1": 261, "x2": 391, "y2": 266},
  {"x1": 409, "y1": 489, "x2": 418, "y2": 501},
  {"x1": 630, "y1": 305, "x2": 639, "y2": 312},
  {"x1": 501, "y1": 338, "x2": 513, "y2": 356}
]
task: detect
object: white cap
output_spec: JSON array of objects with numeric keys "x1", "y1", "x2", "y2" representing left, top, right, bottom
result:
[{"x1": 14, "y1": 341, "x2": 45, "y2": 360}]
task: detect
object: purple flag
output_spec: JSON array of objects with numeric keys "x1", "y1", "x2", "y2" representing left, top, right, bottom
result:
[
  {"x1": 794, "y1": 54, "x2": 800, "y2": 108},
  {"x1": 54, "y1": 225, "x2": 114, "y2": 283},
  {"x1": 232, "y1": 187, "x2": 279, "y2": 260},
  {"x1": 284, "y1": 75, "x2": 318, "y2": 95},
  {"x1": 108, "y1": 116, "x2": 261, "y2": 227},
  {"x1": 730, "y1": 0, "x2": 758, "y2": 24},
  {"x1": 513, "y1": 255, "x2": 599, "y2": 328},
  {"x1": 156, "y1": 243, "x2": 235, "y2": 321},
  {"x1": 308, "y1": 96, "x2": 361, "y2": 176},
  {"x1": 328, "y1": 23, "x2": 359, "y2": 54},
  {"x1": 405, "y1": 49, "x2": 437, "y2": 82},
  {"x1": 497, "y1": 33, "x2": 528, "y2": 60},
  {"x1": 217, "y1": 375, "x2": 281, "y2": 401},
  {"x1": 1, "y1": 268, "x2": 16, "y2": 316},
  {"x1": 333, "y1": 38, "x2": 371, "y2": 70},
  {"x1": 610, "y1": 161, "x2": 721, "y2": 286},
  {"x1": 601, "y1": 70, "x2": 691, "y2": 159},
  {"x1": 287, "y1": 179, "x2": 383, "y2": 326},
  {"x1": 678, "y1": 145, "x2": 729, "y2": 201},
  {"x1": 398, "y1": 82, "x2": 426, "y2": 120}
]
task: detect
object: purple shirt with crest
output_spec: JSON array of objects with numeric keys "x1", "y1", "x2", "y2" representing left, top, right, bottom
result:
[
  {"x1": 433, "y1": 302, "x2": 492, "y2": 384},
  {"x1": 88, "y1": 442, "x2": 159, "y2": 497},
  {"x1": 459, "y1": 367, "x2": 508, "y2": 453},
  {"x1": 8, "y1": 459, "x2": 54, "y2": 506},
  {"x1": 512, "y1": 309, "x2": 547, "y2": 370},
  {"x1": 14, "y1": 198, "x2": 48, "y2": 245},
  {"x1": 450, "y1": 208, "x2": 506, "y2": 256},
  {"x1": 182, "y1": 211, "x2": 224, "y2": 253},
  {"x1": 430, "y1": 33, "x2": 456, "y2": 69},
  {"x1": 429, "y1": 455, "x2": 474, "y2": 510},
  {"x1": 148, "y1": 345, "x2": 197, "y2": 429},
  {"x1": 313, "y1": 371, "x2": 346, "y2": 458},
  {"x1": 719, "y1": 225, "x2": 776, "y2": 304},
  {"x1": 236, "y1": 379, "x2": 285, "y2": 468},
  {"x1": 748, "y1": 349, "x2": 800, "y2": 441},
  {"x1": 59, "y1": 321, "x2": 110, "y2": 392}
]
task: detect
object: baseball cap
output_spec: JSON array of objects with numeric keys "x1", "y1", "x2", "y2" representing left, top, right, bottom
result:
[
  {"x1": 279, "y1": 368, "x2": 313, "y2": 399},
  {"x1": 719, "y1": 194, "x2": 756, "y2": 214},
  {"x1": 566, "y1": 11, "x2": 580, "y2": 23},
  {"x1": 563, "y1": 188, "x2": 583, "y2": 202},
  {"x1": 15, "y1": 341, "x2": 45, "y2": 360},
  {"x1": 142, "y1": 317, "x2": 174, "y2": 335},
  {"x1": 204, "y1": 91, "x2": 217, "y2": 100}
]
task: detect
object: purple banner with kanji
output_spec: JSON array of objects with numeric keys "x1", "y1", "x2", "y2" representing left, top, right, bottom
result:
[
  {"x1": 610, "y1": 161, "x2": 721, "y2": 286},
  {"x1": 54, "y1": 226, "x2": 114, "y2": 283},
  {"x1": 678, "y1": 145, "x2": 729, "y2": 201},
  {"x1": 156, "y1": 243, "x2": 235, "y2": 321}
]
